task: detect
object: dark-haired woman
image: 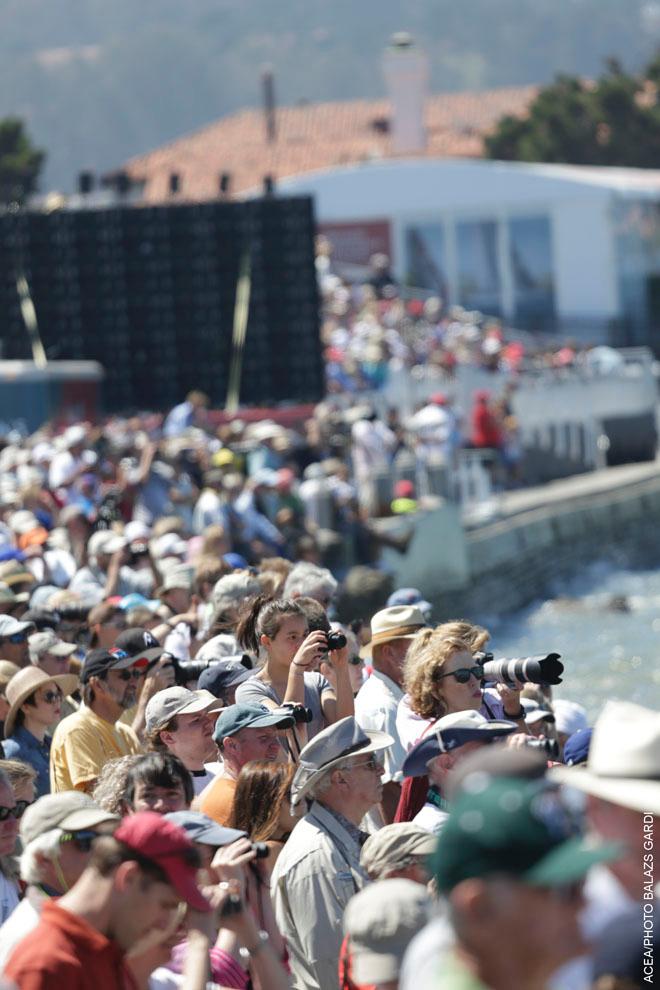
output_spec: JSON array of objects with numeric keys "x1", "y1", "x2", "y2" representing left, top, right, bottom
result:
[
  {"x1": 228, "y1": 760, "x2": 299, "y2": 872},
  {"x1": 234, "y1": 595, "x2": 353, "y2": 745}
]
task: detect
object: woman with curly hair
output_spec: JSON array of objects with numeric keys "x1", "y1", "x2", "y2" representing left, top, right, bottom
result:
[
  {"x1": 394, "y1": 621, "x2": 526, "y2": 822},
  {"x1": 228, "y1": 760, "x2": 298, "y2": 872}
]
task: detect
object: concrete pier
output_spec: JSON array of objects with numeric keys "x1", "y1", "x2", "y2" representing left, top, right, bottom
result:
[{"x1": 377, "y1": 459, "x2": 660, "y2": 617}]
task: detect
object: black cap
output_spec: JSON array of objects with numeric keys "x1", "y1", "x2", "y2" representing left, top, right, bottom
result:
[
  {"x1": 114, "y1": 627, "x2": 163, "y2": 662},
  {"x1": 23, "y1": 609, "x2": 61, "y2": 631},
  {"x1": 198, "y1": 659, "x2": 252, "y2": 697},
  {"x1": 81, "y1": 648, "x2": 136, "y2": 684}
]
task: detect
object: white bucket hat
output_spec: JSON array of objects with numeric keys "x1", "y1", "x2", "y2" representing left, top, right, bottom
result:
[{"x1": 552, "y1": 700, "x2": 660, "y2": 815}]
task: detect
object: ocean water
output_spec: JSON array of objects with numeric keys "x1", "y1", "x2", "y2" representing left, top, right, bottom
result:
[{"x1": 476, "y1": 561, "x2": 660, "y2": 720}]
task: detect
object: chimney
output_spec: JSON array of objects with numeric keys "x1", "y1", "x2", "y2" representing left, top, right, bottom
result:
[
  {"x1": 382, "y1": 32, "x2": 429, "y2": 155},
  {"x1": 261, "y1": 66, "x2": 277, "y2": 143}
]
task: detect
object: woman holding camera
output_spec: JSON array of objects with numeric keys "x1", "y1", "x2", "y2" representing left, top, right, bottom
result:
[
  {"x1": 235, "y1": 595, "x2": 353, "y2": 745},
  {"x1": 394, "y1": 623, "x2": 526, "y2": 823},
  {"x1": 397, "y1": 620, "x2": 526, "y2": 751}
]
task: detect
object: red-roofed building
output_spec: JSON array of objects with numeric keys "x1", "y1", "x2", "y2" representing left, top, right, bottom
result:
[{"x1": 119, "y1": 85, "x2": 538, "y2": 204}]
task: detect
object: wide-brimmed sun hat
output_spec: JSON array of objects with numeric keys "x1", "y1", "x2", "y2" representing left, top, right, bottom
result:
[
  {"x1": 551, "y1": 700, "x2": 660, "y2": 814},
  {"x1": 361, "y1": 605, "x2": 427, "y2": 659},
  {"x1": 5, "y1": 666, "x2": 79, "y2": 736}
]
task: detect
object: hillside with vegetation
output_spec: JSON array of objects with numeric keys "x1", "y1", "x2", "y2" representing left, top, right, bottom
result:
[{"x1": 1, "y1": 0, "x2": 659, "y2": 190}]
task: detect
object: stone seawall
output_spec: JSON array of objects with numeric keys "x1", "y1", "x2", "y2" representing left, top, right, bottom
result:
[{"x1": 378, "y1": 462, "x2": 660, "y2": 618}]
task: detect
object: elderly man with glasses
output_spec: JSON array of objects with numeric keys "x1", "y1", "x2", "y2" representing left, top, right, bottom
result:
[
  {"x1": 50, "y1": 648, "x2": 144, "y2": 794},
  {"x1": 271, "y1": 716, "x2": 392, "y2": 990}
]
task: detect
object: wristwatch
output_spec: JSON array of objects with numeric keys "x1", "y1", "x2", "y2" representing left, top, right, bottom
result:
[{"x1": 239, "y1": 929, "x2": 269, "y2": 961}]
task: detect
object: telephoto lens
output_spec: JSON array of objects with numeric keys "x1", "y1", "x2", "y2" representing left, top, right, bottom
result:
[{"x1": 478, "y1": 652, "x2": 564, "y2": 686}]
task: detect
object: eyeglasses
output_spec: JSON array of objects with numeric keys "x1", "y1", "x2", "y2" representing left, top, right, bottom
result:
[
  {"x1": 0, "y1": 804, "x2": 25, "y2": 821},
  {"x1": 42, "y1": 689, "x2": 63, "y2": 704},
  {"x1": 347, "y1": 756, "x2": 384, "y2": 773},
  {"x1": 435, "y1": 663, "x2": 485, "y2": 685},
  {"x1": 60, "y1": 829, "x2": 100, "y2": 853}
]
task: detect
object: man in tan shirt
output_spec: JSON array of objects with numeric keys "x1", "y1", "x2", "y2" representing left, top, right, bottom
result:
[{"x1": 50, "y1": 647, "x2": 143, "y2": 792}]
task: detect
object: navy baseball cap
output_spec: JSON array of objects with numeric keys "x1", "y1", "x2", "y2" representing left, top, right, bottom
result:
[
  {"x1": 166, "y1": 811, "x2": 246, "y2": 847},
  {"x1": 563, "y1": 728, "x2": 593, "y2": 767},
  {"x1": 198, "y1": 660, "x2": 252, "y2": 697},
  {"x1": 223, "y1": 552, "x2": 249, "y2": 570},
  {"x1": 213, "y1": 703, "x2": 295, "y2": 743},
  {"x1": 402, "y1": 710, "x2": 517, "y2": 778},
  {"x1": 81, "y1": 647, "x2": 137, "y2": 683}
]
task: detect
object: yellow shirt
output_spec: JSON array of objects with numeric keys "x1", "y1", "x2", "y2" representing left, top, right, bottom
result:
[{"x1": 50, "y1": 705, "x2": 142, "y2": 792}]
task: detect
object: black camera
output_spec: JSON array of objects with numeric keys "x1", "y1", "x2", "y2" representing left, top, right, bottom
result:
[
  {"x1": 173, "y1": 659, "x2": 210, "y2": 687},
  {"x1": 219, "y1": 893, "x2": 243, "y2": 918},
  {"x1": 476, "y1": 651, "x2": 564, "y2": 687},
  {"x1": 326, "y1": 630, "x2": 347, "y2": 651},
  {"x1": 272, "y1": 702, "x2": 313, "y2": 724},
  {"x1": 525, "y1": 737, "x2": 560, "y2": 759},
  {"x1": 252, "y1": 841, "x2": 269, "y2": 859}
]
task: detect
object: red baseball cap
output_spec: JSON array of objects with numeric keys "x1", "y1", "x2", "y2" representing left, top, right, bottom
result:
[{"x1": 115, "y1": 811, "x2": 210, "y2": 912}]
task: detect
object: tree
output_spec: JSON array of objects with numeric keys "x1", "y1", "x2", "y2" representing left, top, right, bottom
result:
[
  {"x1": 0, "y1": 118, "x2": 45, "y2": 203},
  {"x1": 485, "y1": 55, "x2": 660, "y2": 168}
]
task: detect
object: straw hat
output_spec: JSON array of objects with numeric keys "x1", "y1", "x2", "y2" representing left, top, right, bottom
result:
[
  {"x1": 4, "y1": 666, "x2": 79, "y2": 736},
  {"x1": 551, "y1": 700, "x2": 660, "y2": 815},
  {"x1": 361, "y1": 605, "x2": 427, "y2": 658}
]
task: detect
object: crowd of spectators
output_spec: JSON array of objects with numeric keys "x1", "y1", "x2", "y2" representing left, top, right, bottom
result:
[
  {"x1": 317, "y1": 242, "x2": 629, "y2": 399},
  {"x1": 0, "y1": 447, "x2": 650, "y2": 990},
  {"x1": 0, "y1": 262, "x2": 650, "y2": 987}
]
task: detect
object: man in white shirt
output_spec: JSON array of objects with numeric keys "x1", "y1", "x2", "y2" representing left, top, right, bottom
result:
[{"x1": 354, "y1": 605, "x2": 427, "y2": 822}]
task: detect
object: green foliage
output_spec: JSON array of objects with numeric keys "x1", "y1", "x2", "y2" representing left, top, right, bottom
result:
[
  {"x1": 0, "y1": 117, "x2": 45, "y2": 202},
  {"x1": 485, "y1": 55, "x2": 660, "y2": 167}
]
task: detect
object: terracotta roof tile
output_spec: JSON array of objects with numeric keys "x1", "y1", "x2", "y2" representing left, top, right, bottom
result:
[{"x1": 123, "y1": 85, "x2": 538, "y2": 203}]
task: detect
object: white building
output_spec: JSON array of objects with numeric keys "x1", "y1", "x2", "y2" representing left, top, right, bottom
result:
[{"x1": 273, "y1": 157, "x2": 660, "y2": 347}]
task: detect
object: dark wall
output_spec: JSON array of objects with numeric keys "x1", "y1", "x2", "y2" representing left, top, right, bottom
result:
[{"x1": 0, "y1": 196, "x2": 322, "y2": 412}]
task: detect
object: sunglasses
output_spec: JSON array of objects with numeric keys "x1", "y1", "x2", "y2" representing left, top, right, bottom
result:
[
  {"x1": 5, "y1": 633, "x2": 27, "y2": 644},
  {"x1": 60, "y1": 829, "x2": 100, "y2": 853},
  {"x1": 0, "y1": 800, "x2": 30, "y2": 821},
  {"x1": 42, "y1": 689, "x2": 63, "y2": 704},
  {"x1": 115, "y1": 668, "x2": 145, "y2": 682},
  {"x1": 348, "y1": 656, "x2": 363, "y2": 666},
  {"x1": 435, "y1": 663, "x2": 485, "y2": 685}
]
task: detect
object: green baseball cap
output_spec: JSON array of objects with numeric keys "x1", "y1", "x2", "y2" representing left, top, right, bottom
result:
[{"x1": 432, "y1": 776, "x2": 621, "y2": 894}]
